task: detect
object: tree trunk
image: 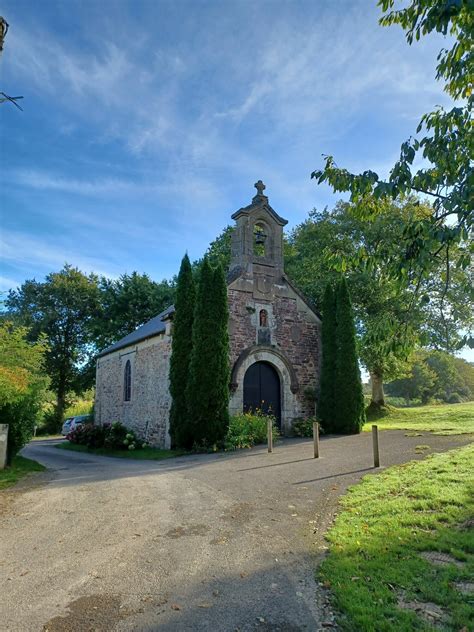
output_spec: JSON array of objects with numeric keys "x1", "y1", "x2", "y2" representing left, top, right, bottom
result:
[
  {"x1": 370, "y1": 371, "x2": 386, "y2": 407},
  {"x1": 55, "y1": 381, "x2": 67, "y2": 432}
]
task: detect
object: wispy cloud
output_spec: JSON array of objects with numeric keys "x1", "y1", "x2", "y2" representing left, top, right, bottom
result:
[
  {"x1": 1, "y1": 0, "x2": 453, "y2": 294},
  {"x1": 1, "y1": 228, "x2": 121, "y2": 280},
  {"x1": 11, "y1": 170, "x2": 153, "y2": 197}
]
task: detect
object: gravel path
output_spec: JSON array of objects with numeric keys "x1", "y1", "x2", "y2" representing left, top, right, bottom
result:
[{"x1": 1, "y1": 431, "x2": 472, "y2": 632}]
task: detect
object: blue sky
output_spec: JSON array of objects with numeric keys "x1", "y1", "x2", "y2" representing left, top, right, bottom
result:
[{"x1": 0, "y1": 2, "x2": 456, "y2": 286}]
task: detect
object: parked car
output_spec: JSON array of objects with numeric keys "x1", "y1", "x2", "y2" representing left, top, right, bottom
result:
[
  {"x1": 61, "y1": 414, "x2": 93, "y2": 436},
  {"x1": 61, "y1": 417, "x2": 74, "y2": 436}
]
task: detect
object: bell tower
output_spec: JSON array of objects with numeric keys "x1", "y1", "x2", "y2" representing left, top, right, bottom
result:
[{"x1": 229, "y1": 180, "x2": 288, "y2": 283}]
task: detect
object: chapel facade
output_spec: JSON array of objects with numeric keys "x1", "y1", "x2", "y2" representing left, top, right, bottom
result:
[{"x1": 95, "y1": 182, "x2": 321, "y2": 448}]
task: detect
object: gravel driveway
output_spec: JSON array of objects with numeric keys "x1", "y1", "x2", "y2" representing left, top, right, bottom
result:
[{"x1": 1, "y1": 431, "x2": 472, "y2": 632}]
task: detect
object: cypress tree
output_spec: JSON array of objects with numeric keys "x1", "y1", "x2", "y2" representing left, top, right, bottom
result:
[
  {"x1": 209, "y1": 263, "x2": 230, "y2": 441},
  {"x1": 318, "y1": 283, "x2": 337, "y2": 431},
  {"x1": 169, "y1": 254, "x2": 195, "y2": 448},
  {"x1": 334, "y1": 277, "x2": 366, "y2": 433},
  {"x1": 187, "y1": 259, "x2": 230, "y2": 447}
]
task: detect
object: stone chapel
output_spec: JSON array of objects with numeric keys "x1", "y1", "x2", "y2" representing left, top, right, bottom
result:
[{"x1": 95, "y1": 182, "x2": 321, "y2": 448}]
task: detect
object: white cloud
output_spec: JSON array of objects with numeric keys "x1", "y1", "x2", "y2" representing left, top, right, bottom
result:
[
  {"x1": 0, "y1": 275, "x2": 21, "y2": 292},
  {"x1": 0, "y1": 228, "x2": 121, "y2": 279}
]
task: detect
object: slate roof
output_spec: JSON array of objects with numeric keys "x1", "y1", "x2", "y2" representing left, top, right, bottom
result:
[{"x1": 97, "y1": 305, "x2": 175, "y2": 358}]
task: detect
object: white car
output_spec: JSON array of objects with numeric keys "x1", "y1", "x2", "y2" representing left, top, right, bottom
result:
[
  {"x1": 61, "y1": 417, "x2": 74, "y2": 436},
  {"x1": 61, "y1": 414, "x2": 93, "y2": 436}
]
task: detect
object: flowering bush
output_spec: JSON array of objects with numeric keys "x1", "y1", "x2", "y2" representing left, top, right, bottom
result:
[
  {"x1": 68, "y1": 421, "x2": 139, "y2": 450},
  {"x1": 225, "y1": 410, "x2": 279, "y2": 450},
  {"x1": 67, "y1": 424, "x2": 106, "y2": 448}
]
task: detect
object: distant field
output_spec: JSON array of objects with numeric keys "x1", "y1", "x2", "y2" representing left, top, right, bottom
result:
[{"x1": 363, "y1": 402, "x2": 474, "y2": 435}]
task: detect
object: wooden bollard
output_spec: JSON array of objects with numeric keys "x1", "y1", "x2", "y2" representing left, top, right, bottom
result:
[
  {"x1": 267, "y1": 419, "x2": 273, "y2": 453},
  {"x1": 372, "y1": 424, "x2": 380, "y2": 468},
  {"x1": 313, "y1": 421, "x2": 320, "y2": 459}
]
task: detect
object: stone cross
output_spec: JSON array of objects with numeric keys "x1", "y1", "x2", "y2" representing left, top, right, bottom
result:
[{"x1": 254, "y1": 180, "x2": 266, "y2": 196}]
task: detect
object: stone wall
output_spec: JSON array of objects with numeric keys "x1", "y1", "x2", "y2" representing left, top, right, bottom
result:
[
  {"x1": 227, "y1": 275, "x2": 321, "y2": 431},
  {"x1": 95, "y1": 333, "x2": 172, "y2": 448}
]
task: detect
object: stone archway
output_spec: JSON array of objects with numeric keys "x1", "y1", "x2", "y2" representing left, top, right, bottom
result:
[{"x1": 229, "y1": 346, "x2": 301, "y2": 435}]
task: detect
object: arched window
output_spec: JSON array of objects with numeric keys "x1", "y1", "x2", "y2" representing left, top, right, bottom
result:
[
  {"x1": 253, "y1": 223, "x2": 267, "y2": 257},
  {"x1": 124, "y1": 360, "x2": 131, "y2": 402},
  {"x1": 259, "y1": 309, "x2": 268, "y2": 327}
]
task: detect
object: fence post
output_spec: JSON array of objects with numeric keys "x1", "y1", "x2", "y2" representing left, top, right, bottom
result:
[
  {"x1": 0, "y1": 424, "x2": 8, "y2": 470},
  {"x1": 313, "y1": 421, "x2": 320, "y2": 459},
  {"x1": 267, "y1": 419, "x2": 273, "y2": 453},
  {"x1": 372, "y1": 424, "x2": 380, "y2": 468}
]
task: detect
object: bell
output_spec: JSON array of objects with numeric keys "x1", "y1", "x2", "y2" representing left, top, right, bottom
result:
[{"x1": 255, "y1": 230, "x2": 266, "y2": 245}]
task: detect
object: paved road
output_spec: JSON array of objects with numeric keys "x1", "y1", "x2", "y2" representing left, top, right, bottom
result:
[{"x1": 1, "y1": 431, "x2": 472, "y2": 632}]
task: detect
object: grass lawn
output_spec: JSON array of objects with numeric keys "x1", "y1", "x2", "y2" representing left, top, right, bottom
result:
[
  {"x1": 320, "y1": 444, "x2": 474, "y2": 631},
  {"x1": 363, "y1": 402, "x2": 474, "y2": 435},
  {"x1": 0, "y1": 456, "x2": 46, "y2": 490},
  {"x1": 56, "y1": 441, "x2": 187, "y2": 460}
]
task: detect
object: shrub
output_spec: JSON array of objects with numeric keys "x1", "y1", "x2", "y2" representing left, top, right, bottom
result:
[
  {"x1": 292, "y1": 417, "x2": 315, "y2": 438},
  {"x1": 103, "y1": 422, "x2": 138, "y2": 450},
  {"x1": 68, "y1": 421, "x2": 139, "y2": 450},
  {"x1": 0, "y1": 322, "x2": 49, "y2": 463},
  {"x1": 67, "y1": 423, "x2": 106, "y2": 448},
  {"x1": 225, "y1": 410, "x2": 279, "y2": 450},
  {"x1": 447, "y1": 392, "x2": 463, "y2": 404}
]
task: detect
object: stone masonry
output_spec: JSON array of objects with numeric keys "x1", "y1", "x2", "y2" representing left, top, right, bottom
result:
[{"x1": 95, "y1": 332, "x2": 172, "y2": 448}]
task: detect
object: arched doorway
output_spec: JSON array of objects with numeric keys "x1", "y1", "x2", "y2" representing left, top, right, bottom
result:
[{"x1": 243, "y1": 362, "x2": 281, "y2": 428}]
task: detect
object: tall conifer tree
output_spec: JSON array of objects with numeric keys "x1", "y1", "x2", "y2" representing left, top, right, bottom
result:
[
  {"x1": 318, "y1": 283, "x2": 337, "y2": 431},
  {"x1": 334, "y1": 277, "x2": 366, "y2": 433},
  {"x1": 187, "y1": 259, "x2": 230, "y2": 446},
  {"x1": 169, "y1": 254, "x2": 195, "y2": 448},
  {"x1": 209, "y1": 263, "x2": 230, "y2": 441}
]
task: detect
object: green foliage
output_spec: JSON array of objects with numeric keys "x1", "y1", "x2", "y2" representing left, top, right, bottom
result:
[
  {"x1": 0, "y1": 456, "x2": 46, "y2": 491},
  {"x1": 385, "y1": 355, "x2": 437, "y2": 404},
  {"x1": 169, "y1": 254, "x2": 195, "y2": 448},
  {"x1": 320, "y1": 444, "x2": 474, "y2": 631},
  {"x1": 292, "y1": 417, "x2": 316, "y2": 438},
  {"x1": 0, "y1": 322, "x2": 49, "y2": 463},
  {"x1": 311, "y1": 0, "x2": 473, "y2": 317},
  {"x1": 92, "y1": 272, "x2": 175, "y2": 352},
  {"x1": 334, "y1": 278, "x2": 366, "y2": 433},
  {"x1": 225, "y1": 410, "x2": 278, "y2": 449},
  {"x1": 447, "y1": 392, "x2": 463, "y2": 404},
  {"x1": 286, "y1": 199, "x2": 472, "y2": 403},
  {"x1": 318, "y1": 284, "x2": 338, "y2": 427},
  {"x1": 205, "y1": 225, "x2": 234, "y2": 272},
  {"x1": 187, "y1": 259, "x2": 230, "y2": 448},
  {"x1": 64, "y1": 391, "x2": 95, "y2": 418},
  {"x1": 6, "y1": 265, "x2": 101, "y2": 429},
  {"x1": 425, "y1": 350, "x2": 472, "y2": 401},
  {"x1": 286, "y1": 201, "x2": 422, "y2": 395},
  {"x1": 386, "y1": 350, "x2": 473, "y2": 404},
  {"x1": 103, "y1": 422, "x2": 138, "y2": 450},
  {"x1": 453, "y1": 356, "x2": 474, "y2": 395}
]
